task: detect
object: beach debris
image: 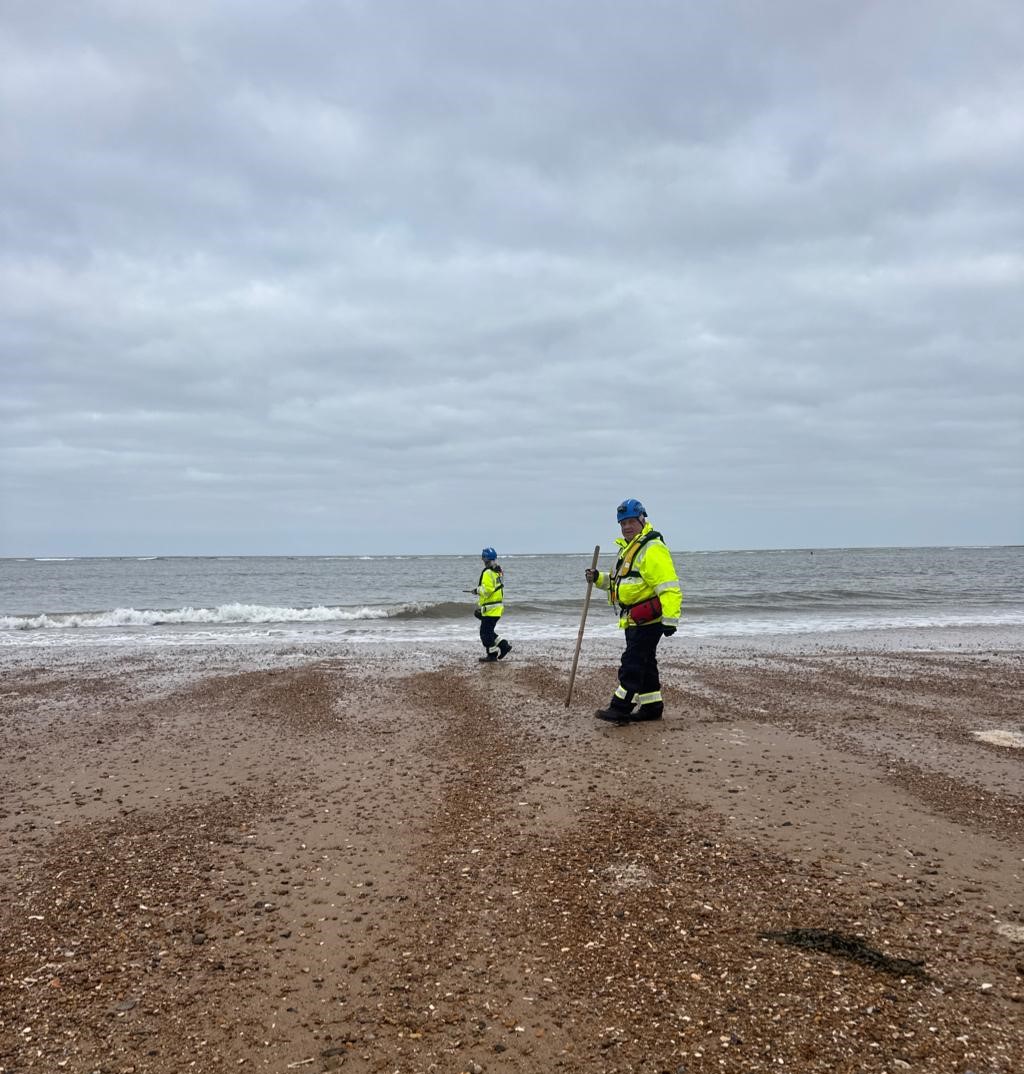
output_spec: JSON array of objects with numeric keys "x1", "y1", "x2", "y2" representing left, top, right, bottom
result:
[
  {"x1": 760, "y1": 928, "x2": 926, "y2": 977},
  {"x1": 602, "y1": 862, "x2": 652, "y2": 891},
  {"x1": 971, "y1": 729, "x2": 1024, "y2": 749},
  {"x1": 996, "y1": 922, "x2": 1024, "y2": 942}
]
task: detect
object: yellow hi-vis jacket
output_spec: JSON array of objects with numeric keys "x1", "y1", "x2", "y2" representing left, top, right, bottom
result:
[
  {"x1": 475, "y1": 566, "x2": 504, "y2": 618},
  {"x1": 594, "y1": 522, "x2": 682, "y2": 629}
]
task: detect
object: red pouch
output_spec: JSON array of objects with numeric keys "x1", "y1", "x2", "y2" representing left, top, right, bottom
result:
[{"x1": 627, "y1": 596, "x2": 662, "y2": 624}]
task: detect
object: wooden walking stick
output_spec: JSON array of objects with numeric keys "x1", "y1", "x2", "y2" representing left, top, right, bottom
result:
[{"x1": 565, "y1": 545, "x2": 600, "y2": 708}]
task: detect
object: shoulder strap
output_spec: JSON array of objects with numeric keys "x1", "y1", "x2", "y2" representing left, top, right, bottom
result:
[{"x1": 614, "y1": 530, "x2": 663, "y2": 578}]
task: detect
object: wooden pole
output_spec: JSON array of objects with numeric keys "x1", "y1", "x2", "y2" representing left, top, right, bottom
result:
[{"x1": 565, "y1": 545, "x2": 600, "y2": 708}]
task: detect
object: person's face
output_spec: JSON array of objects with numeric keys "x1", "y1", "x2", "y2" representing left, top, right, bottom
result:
[{"x1": 620, "y1": 516, "x2": 644, "y2": 540}]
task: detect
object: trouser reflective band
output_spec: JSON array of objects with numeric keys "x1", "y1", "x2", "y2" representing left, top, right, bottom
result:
[
  {"x1": 607, "y1": 684, "x2": 634, "y2": 712},
  {"x1": 636, "y1": 690, "x2": 662, "y2": 705}
]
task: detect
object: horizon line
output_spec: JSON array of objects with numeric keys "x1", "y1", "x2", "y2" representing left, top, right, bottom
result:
[{"x1": 2, "y1": 542, "x2": 1021, "y2": 561}]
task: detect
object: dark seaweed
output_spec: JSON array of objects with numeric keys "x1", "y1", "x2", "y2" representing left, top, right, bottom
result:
[{"x1": 760, "y1": 928, "x2": 927, "y2": 977}]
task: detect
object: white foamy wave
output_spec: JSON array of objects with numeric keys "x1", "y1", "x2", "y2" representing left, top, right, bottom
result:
[{"x1": 0, "y1": 603, "x2": 393, "y2": 631}]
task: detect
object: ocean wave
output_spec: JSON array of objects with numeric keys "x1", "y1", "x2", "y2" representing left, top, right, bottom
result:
[{"x1": 0, "y1": 603, "x2": 399, "y2": 631}]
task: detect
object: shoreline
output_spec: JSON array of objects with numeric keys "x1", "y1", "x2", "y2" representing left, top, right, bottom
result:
[
  {"x1": 2, "y1": 619, "x2": 1023, "y2": 669},
  {"x1": 1, "y1": 631, "x2": 1022, "y2": 1072}
]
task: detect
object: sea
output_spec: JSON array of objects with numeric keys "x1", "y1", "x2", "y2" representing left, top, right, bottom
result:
[{"x1": 1, "y1": 546, "x2": 1022, "y2": 654}]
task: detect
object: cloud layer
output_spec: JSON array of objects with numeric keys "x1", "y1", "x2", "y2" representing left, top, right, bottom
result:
[{"x1": 3, "y1": 0, "x2": 1022, "y2": 554}]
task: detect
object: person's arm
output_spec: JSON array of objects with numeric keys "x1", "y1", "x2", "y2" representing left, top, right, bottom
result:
[
  {"x1": 641, "y1": 544, "x2": 682, "y2": 628},
  {"x1": 477, "y1": 570, "x2": 496, "y2": 607}
]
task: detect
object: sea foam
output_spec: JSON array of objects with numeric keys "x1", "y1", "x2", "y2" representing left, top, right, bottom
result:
[{"x1": 0, "y1": 603, "x2": 398, "y2": 630}]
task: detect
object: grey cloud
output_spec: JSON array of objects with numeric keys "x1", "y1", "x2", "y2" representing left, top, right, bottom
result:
[{"x1": 1, "y1": 0, "x2": 1022, "y2": 554}]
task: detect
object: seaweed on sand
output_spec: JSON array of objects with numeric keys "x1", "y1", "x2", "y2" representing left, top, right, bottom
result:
[{"x1": 760, "y1": 927, "x2": 927, "y2": 977}]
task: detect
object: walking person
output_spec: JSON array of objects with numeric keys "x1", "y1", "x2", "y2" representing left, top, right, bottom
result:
[
  {"x1": 586, "y1": 499, "x2": 681, "y2": 722},
  {"x1": 473, "y1": 547, "x2": 512, "y2": 663}
]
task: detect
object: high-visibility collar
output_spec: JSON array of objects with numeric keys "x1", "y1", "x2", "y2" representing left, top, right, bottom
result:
[{"x1": 610, "y1": 525, "x2": 662, "y2": 605}]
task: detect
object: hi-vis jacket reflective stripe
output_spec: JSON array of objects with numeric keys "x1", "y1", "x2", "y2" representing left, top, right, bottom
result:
[
  {"x1": 593, "y1": 522, "x2": 682, "y2": 630},
  {"x1": 476, "y1": 566, "x2": 504, "y2": 618}
]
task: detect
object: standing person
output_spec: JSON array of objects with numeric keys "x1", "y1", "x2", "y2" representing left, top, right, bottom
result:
[
  {"x1": 585, "y1": 499, "x2": 681, "y2": 723},
  {"x1": 473, "y1": 547, "x2": 512, "y2": 663}
]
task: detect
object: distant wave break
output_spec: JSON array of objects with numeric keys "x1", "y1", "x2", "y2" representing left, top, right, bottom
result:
[{"x1": 0, "y1": 602, "x2": 447, "y2": 631}]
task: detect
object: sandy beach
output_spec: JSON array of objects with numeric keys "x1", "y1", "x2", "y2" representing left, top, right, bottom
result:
[{"x1": 1, "y1": 629, "x2": 1022, "y2": 1074}]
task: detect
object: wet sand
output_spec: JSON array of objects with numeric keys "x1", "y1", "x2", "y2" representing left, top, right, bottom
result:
[{"x1": 1, "y1": 630, "x2": 1022, "y2": 1073}]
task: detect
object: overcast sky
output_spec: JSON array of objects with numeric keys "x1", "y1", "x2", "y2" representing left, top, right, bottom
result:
[{"x1": 2, "y1": 0, "x2": 1022, "y2": 556}]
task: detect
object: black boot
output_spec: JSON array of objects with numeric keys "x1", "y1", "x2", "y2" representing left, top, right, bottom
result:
[
  {"x1": 594, "y1": 703, "x2": 633, "y2": 724},
  {"x1": 498, "y1": 640, "x2": 512, "y2": 660},
  {"x1": 634, "y1": 704, "x2": 664, "y2": 721},
  {"x1": 479, "y1": 653, "x2": 498, "y2": 663}
]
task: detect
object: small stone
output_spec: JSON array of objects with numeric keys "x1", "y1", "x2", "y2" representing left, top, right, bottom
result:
[{"x1": 191, "y1": 933, "x2": 206, "y2": 945}]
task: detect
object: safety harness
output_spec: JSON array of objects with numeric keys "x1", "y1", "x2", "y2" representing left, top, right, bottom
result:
[{"x1": 610, "y1": 530, "x2": 664, "y2": 622}]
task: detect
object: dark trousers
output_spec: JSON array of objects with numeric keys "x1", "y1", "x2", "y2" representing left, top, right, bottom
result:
[
  {"x1": 479, "y1": 615, "x2": 500, "y2": 652},
  {"x1": 614, "y1": 624, "x2": 662, "y2": 707}
]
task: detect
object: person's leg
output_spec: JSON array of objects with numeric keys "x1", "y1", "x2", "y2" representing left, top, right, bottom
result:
[
  {"x1": 597, "y1": 627, "x2": 663, "y2": 721},
  {"x1": 634, "y1": 626, "x2": 664, "y2": 719},
  {"x1": 479, "y1": 616, "x2": 499, "y2": 661},
  {"x1": 497, "y1": 615, "x2": 512, "y2": 659},
  {"x1": 596, "y1": 627, "x2": 644, "y2": 719}
]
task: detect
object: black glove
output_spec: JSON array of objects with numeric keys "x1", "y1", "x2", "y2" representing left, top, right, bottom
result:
[
  {"x1": 585, "y1": 568, "x2": 599, "y2": 583},
  {"x1": 662, "y1": 624, "x2": 676, "y2": 636},
  {"x1": 473, "y1": 609, "x2": 483, "y2": 620}
]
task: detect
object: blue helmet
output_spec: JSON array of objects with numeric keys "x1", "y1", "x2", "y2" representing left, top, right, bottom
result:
[
  {"x1": 481, "y1": 547, "x2": 497, "y2": 561},
  {"x1": 616, "y1": 498, "x2": 646, "y2": 523}
]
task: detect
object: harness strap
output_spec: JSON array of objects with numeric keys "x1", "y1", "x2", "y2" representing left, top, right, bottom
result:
[{"x1": 610, "y1": 530, "x2": 663, "y2": 609}]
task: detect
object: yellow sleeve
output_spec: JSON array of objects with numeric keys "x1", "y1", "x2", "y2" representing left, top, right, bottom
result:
[
  {"x1": 640, "y1": 543, "x2": 682, "y2": 624},
  {"x1": 477, "y1": 569, "x2": 497, "y2": 607}
]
